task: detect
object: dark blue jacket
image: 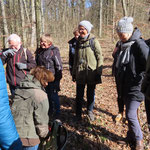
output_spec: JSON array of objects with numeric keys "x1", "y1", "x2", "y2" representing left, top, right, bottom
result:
[
  {"x1": 0, "y1": 58, "x2": 22, "y2": 149},
  {"x1": 114, "y1": 28, "x2": 149, "y2": 101}
]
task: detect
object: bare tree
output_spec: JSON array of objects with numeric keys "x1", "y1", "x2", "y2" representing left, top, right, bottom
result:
[
  {"x1": 0, "y1": 0, "x2": 9, "y2": 48},
  {"x1": 99, "y1": 0, "x2": 103, "y2": 37},
  {"x1": 122, "y1": 0, "x2": 128, "y2": 16}
]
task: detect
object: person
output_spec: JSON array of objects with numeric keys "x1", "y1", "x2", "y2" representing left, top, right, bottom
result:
[
  {"x1": 35, "y1": 34, "x2": 63, "y2": 118},
  {"x1": 72, "y1": 20, "x2": 103, "y2": 121},
  {"x1": 0, "y1": 34, "x2": 36, "y2": 97},
  {"x1": 68, "y1": 28, "x2": 80, "y2": 75},
  {"x1": 0, "y1": 58, "x2": 22, "y2": 150},
  {"x1": 115, "y1": 17, "x2": 149, "y2": 150},
  {"x1": 11, "y1": 66, "x2": 55, "y2": 150},
  {"x1": 112, "y1": 42, "x2": 125, "y2": 122},
  {"x1": 141, "y1": 40, "x2": 150, "y2": 131}
]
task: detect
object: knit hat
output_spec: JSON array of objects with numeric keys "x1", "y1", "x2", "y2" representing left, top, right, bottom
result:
[
  {"x1": 79, "y1": 20, "x2": 93, "y2": 33},
  {"x1": 117, "y1": 17, "x2": 134, "y2": 33}
]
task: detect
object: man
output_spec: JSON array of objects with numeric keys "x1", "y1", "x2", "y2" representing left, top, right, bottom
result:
[
  {"x1": 0, "y1": 58, "x2": 22, "y2": 150},
  {"x1": 0, "y1": 34, "x2": 36, "y2": 97}
]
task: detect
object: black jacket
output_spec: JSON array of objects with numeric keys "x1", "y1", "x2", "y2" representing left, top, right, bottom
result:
[
  {"x1": 114, "y1": 28, "x2": 149, "y2": 101},
  {"x1": 68, "y1": 37, "x2": 78, "y2": 75},
  {"x1": 35, "y1": 45, "x2": 63, "y2": 81}
]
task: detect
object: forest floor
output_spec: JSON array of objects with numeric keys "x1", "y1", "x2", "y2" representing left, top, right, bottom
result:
[
  {"x1": 57, "y1": 39, "x2": 150, "y2": 150},
  {"x1": 6, "y1": 39, "x2": 150, "y2": 150}
]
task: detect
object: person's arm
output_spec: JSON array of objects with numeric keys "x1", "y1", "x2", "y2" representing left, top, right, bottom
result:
[
  {"x1": 53, "y1": 48, "x2": 63, "y2": 81},
  {"x1": 93, "y1": 38, "x2": 103, "y2": 75},
  {"x1": 26, "y1": 49, "x2": 36, "y2": 70},
  {"x1": 33, "y1": 90, "x2": 49, "y2": 138}
]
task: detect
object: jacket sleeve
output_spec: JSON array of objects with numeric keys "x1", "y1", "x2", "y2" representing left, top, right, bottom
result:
[
  {"x1": 53, "y1": 48, "x2": 63, "y2": 80},
  {"x1": 33, "y1": 90, "x2": 49, "y2": 138},
  {"x1": 94, "y1": 38, "x2": 103, "y2": 74},
  {"x1": 26, "y1": 49, "x2": 36, "y2": 70}
]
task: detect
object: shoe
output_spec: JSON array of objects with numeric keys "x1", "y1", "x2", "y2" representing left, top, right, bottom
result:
[
  {"x1": 117, "y1": 137, "x2": 135, "y2": 145},
  {"x1": 74, "y1": 116, "x2": 82, "y2": 122},
  {"x1": 115, "y1": 113, "x2": 123, "y2": 122},
  {"x1": 135, "y1": 140, "x2": 143, "y2": 150},
  {"x1": 87, "y1": 111, "x2": 95, "y2": 121}
]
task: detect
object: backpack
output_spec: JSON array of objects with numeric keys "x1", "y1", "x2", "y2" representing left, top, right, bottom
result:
[{"x1": 39, "y1": 119, "x2": 68, "y2": 150}]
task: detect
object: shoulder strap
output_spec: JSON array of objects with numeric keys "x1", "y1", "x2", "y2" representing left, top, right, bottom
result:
[
  {"x1": 89, "y1": 37, "x2": 95, "y2": 52},
  {"x1": 23, "y1": 48, "x2": 27, "y2": 60}
]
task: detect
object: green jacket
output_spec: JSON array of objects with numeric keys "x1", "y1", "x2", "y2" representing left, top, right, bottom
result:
[
  {"x1": 72, "y1": 34, "x2": 103, "y2": 84},
  {"x1": 11, "y1": 75, "x2": 49, "y2": 142},
  {"x1": 142, "y1": 54, "x2": 150, "y2": 100}
]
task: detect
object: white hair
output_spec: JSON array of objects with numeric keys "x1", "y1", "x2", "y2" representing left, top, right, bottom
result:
[{"x1": 7, "y1": 34, "x2": 21, "y2": 43}]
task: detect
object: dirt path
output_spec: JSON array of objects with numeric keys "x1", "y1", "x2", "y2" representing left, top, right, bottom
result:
[{"x1": 58, "y1": 40, "x2": 150, "y2": 150}]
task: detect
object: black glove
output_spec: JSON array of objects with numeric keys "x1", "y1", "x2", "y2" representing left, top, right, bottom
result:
[
  {"x1": 97, "y1": 65, "x2": 103, "y2": 76},
  {"x1": 72, "y1": 75, "x2": 76, "y2": 82}
]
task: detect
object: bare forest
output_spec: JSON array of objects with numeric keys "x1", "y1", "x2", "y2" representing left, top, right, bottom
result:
[{"x1": 0, "y1": 0, "x2": 150, "y2": 150}]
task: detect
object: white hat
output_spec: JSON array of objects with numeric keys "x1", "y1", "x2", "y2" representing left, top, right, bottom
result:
[
  {"x1": 117, "y1": 17, "x2": 134, "y2": 33},
  {"x1": 79, "y1": 20, "x2": 93, "y2": 33}
]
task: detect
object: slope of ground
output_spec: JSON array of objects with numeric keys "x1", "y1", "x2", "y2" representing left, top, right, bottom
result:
[{"x1": 58, "y1": 39, "x2": 150, "y2": 150}]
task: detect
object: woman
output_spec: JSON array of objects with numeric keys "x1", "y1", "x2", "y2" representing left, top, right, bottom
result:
[
  {"x1": 72, "y1": 20, "x2": 103, "y2": 121},
  {"x1": 35, "y1": 34, "x2": 63, "y2": 118},
  {"x1": 115, "y1": 17, "x2": 149, "y2": 150},
  {"x1": 11, "y1": 66, "x2": 54, "y2": 150}
]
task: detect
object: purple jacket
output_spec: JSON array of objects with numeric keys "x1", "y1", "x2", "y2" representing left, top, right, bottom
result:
[{"x1": 1, "y1": 46, "x2": 36, "y2": 86}]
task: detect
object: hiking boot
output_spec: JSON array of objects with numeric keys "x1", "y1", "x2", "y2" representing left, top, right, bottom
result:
[
  {"x1": 115, "y1": 113, "x2": 123, "y2": 122},
  {"x1": 135, "y1": 140, "x2": 143, "y2": 150},
  {"x1": 87, "y1": 111, "x2": 95, "y2": 121},
  {"x1": 74, "y1": 116, "x2": 82, "y2": 122},
  {"x1": 117, "y1": 137, "x2": 135, "y2": 145}
]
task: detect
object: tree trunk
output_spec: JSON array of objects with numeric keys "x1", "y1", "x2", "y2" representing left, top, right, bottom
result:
[
  {"x1": 99, "y1": 0, "x2": 103, "y2": 37},
  {"x1": 19, "y1": 0, "x2": 26, "y2": 45},
  {"x1": 31, "y1": 0, "x2": 36, "y2": 48},
  {"x1": 122, "y1": 0, "x2": 128, "y2": 16},
  {"x1": 0, "y1": 0, "x2": 9, "y2": 48},
  {"x1": 35, "y1": 0, "x2": 42, "y2": 48},
  {"x1": 112, "y1": 0, "x2": 116, "y2": 42}
]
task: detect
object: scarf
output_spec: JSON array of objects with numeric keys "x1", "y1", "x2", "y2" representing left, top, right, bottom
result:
[{"x1": 116, "y1": 41, "x2": 135, "y2": 68}]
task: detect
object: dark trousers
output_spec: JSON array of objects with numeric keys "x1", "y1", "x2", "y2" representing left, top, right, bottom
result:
[
  {"x1": 45, "y1": 81, "x2": 60, "y2": 116},
  {"x1": 9, "y1": 84, "x2": 19, "y2": 97},
  {"x1": 125, "y1": 99, "x2": 143, "y2": 141},
  {"x1": 76, "y1": 84, "x2": 96, "y2": 117},
  {"x1": 145, "y1": 97, "x2": 150, "y2": 131}
]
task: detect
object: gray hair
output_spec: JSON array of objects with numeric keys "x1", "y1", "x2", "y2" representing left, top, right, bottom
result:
[{"x1": 7, "y1": 34, "x2": 21, "y2": 43}]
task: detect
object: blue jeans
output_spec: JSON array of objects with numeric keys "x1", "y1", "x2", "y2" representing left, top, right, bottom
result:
[
  {"x1": 45, "y1": 81, "x2": 60, "y2": 116},
  {"x1": 22, "y1": 144, "x2": 39, "y2": 150},
  {"x1": 125, "y1": 99, "x2": 143, "y2": 141},
  {"x1": 9, "y1": 84, "x2": 19, "y2": 97},
  {"x1": 76, "y1": 84, "x2": 95, "y2": 117}
]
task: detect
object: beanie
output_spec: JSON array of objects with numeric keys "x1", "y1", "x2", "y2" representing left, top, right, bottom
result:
[
  {"x1": 79, "y1": 20, "x2": 93, "y2": 33},
  {"x1": 117, "y1": 17, "x2": 133, "y2": 33}
]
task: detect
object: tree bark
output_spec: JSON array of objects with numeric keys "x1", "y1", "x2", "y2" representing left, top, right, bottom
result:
[
  {"x1": 122, "y1": 0, "x2": 128, "y2": 16},
  {"x1": 0, "y1": 0, "x2": 9, "y2": 48}
]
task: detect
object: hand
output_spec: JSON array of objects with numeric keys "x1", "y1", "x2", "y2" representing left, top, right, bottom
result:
[
  {"x1": 3, "y1": 49, "x2": 17, "y2": 57},
  {"x1": 97, "y1": 65, "x2": 103, "y2": 76},
  {"x1": 72, "y1": 75, "x2": 76, "y2": 82},
  {"x1": 16, "y1": 62, "x2": 27, "y2": 70}
]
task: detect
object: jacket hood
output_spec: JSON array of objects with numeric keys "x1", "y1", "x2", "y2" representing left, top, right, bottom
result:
[
  {"x1": 129, "y1": 28, "x2": 142, "y2": 41},
  {"x1": 19, "y1": 74, "x2": 42, "y2": 89},
  {"x1": 79, "y1": 33, "x2": 95, "y2": 42}
]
